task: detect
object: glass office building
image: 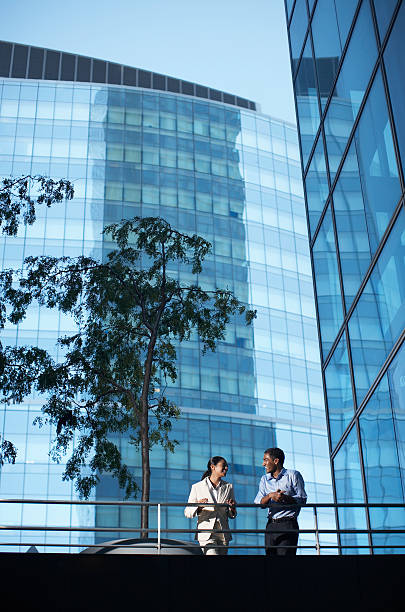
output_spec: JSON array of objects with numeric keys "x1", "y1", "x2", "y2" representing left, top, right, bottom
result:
[
  {"x1": 0, "y1": 41, "x2": 334, "y2": 553},
  {"x1": 286, "y1": 0, "x2": 405, "y2": 553}
]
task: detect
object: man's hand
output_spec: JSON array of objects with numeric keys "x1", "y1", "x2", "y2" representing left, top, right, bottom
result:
[{"x1": 260, "y1": 489, "x2": 285, "y2": 504}]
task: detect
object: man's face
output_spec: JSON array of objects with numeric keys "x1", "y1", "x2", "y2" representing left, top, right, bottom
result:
[{"x1": 262, "y1": 453, "x2": 278, "y2": 474}]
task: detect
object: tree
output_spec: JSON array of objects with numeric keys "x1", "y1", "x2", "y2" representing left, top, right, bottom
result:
[
  {"x1": 0, "y1": 216, "x2": 255, "y2": 533},
  {"x1": 0, "y1": 174, "x2": 74, "y2": 464}
]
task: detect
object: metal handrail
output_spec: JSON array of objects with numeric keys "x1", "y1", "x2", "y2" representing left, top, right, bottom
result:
[{"x1": 1, "y1": 499, "x2": 404, "y2": 555}]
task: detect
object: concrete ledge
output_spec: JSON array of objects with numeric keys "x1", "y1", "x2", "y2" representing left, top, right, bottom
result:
[{"x1": 1, "y1": 553, "x2": 403, "y2": 611}]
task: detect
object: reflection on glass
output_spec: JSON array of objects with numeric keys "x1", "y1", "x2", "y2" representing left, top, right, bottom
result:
[
  {"x1": 349, "y1": 208, "x2": 405, "y2": 407},
  {"x1": 373, "y1": 0, "x2": 398, "y2": 42},
  {"x1": 360, "y1": 369, "x2": 405, "y2": 553},
  {"x1": 333, "y1": 142, "x2": 371, "y2": 309},
  {"x1": 324, "y1": 0, "x2": 378, "y2": 179},
  {"x1": 312, "y1": 206, "x2": 343, "y2": 358},
  {"x1": 388, "y1": 343, "x2": 405, "y2": 497},
  {"x1": 311, "y1": 0, "x2": 343, "y2": 109},
  {"x1": 384, "y1": 2, "x2": 405, "y2": 172},
  {"x1": 325, "y1": 332, "x2": 354, "y2": 449},
  {"x1": 295, "y1": 36, "x2": 320, "y2": 170},
  {"x1": 334, "y1": 426, "x2": 369, "y2": 553},
  {"x1": 305, "y1": 131, "x2": 329, "y2": 237},
  {"x1": 290, "y1": 0, "x2": 308, "y2": 73},
  {"x1": 334, "y1": 0, "x2": 359, "y2": 49},
  {"x1": 353, "y1": 70, "x2": 400, "y2": 252},
  {"x1": 334, "y1": 68, "x2": 400, "y2": 310}
]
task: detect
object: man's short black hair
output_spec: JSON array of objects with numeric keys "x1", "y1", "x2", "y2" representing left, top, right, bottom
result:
[{"x1": 264, "y1": 447, "x2": 285, "y2": 465}]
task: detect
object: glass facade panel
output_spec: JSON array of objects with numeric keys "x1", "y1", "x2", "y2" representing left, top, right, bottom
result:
[
  {"x1": 334, "y1": 426, "x2": 369, "y2": 553},
  {"x1": 0, "y1": 70, "x2": 333, "y2": 553},
  {"x1": 384, "y1": 2, "x2": 405, "y2": 172},
  {"x1": 373, "y1": 0, "x2": 399, "y2": 42},
  {"x1": 312, "y1": 205, "x2": 343, "y2": 358},
  {"x1": 324, "y1": 0, "x2": 378, "y2": 180},
  {"x1": 325, "y1": 332, "x2": 354, "y2": 449},
  {"x1": 305, "y1": 130, "x2": 329, "y2": 237},
  {"x1": 349, "y1": 208, "x2": 405, "y2": 407},
  {"x1": 360, "y1": 367, "x2": 405, "y2": 553},
  {"x1": 295, "y1": 36, "x2": 320, "y2": 169},
  {"x1": 311, "y1": 0, "x2": 342, "y2": 109},
  {"x1": 290, "y1": 0, "x2": 308, "y2": 72},
  {"x1": 287, "y1": 0, "x2": 405, "y2": 555},
  {"x1": 334, "y1": 70, "x2": 400, "y2": 310}
]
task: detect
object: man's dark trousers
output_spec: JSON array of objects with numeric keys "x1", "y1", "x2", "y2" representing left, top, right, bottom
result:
[{"x1": 265, "y1": 518, "x2": 299, "y2": 556}]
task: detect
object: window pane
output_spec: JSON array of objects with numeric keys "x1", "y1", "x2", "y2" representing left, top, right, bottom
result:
[
  {"x1": 384, "y1": 2, "x2": 405, "y2": 173},
  {"x1": 354, "y1": 70, "x2": 400, "y2": 249},
  {"x1": 290, "y1": 0, "x2": 308, "y2": 73},
  {"x1": 333, "y1": 142, "x2": 371, "y2": 309},
  {"x1": 305, "y1": 131, "x2": 329, "y2": 237},
  {"x1": 389, "y1": 343, "x2": 405, "y2": 495},
  {"x1": 334, "y1": 426, "x2": 369, "y2": 553},
  {"x1": 312, "y1": 205, "x2": 343, "y2": 358},
  {"x1": 360, "y1": 365, "x2": 405, "y2": 553},
  {"x1": 325, "y1": 0, "x2": 378, "y2": 180},
  {"x1": 325, "y1": 332, "x2": 354, "y2": 449},
  {"x1": 311, "y1": 0, "x2": 342, "y2": 109},
  {"x1": 334, "y1": 0, "x2": 359, "y2": 49},
  {"x1": 373, "y1": 0, "x2": 398, "y2": 42},
  {"x1": 349, "y1": 208, "x2": 405, "y2": 407},
  {"x1": 295, "y1": 36, "x2": 320, "y2": 169},
  {"x1": 334, "y1": 70, "x2": 400, "y2": 309}
]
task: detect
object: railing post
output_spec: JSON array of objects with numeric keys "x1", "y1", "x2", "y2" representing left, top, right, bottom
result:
[
  {"x1": 313, "y1": 505, "x2": 321, "y2": 556},
  {"x1": 157, "y1": 503, "x2": 161, "y2": 555}
]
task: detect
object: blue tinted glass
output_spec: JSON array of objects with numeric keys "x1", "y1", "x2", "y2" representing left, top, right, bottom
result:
[
  {"x1": 354, "y1": 69, "x2": 400, "y2": 251},
  {"x1": 290, "y1": 0, "x2": 309, "y2": 72},
  {"x1": 311, "y1": 0, "x2": 342, "y2": 109},
  {"x1": 349, "y1": 208, "x2": 405, "y2": 407},
  {"x1": 286, "y1": 0, "x2": 295, "y2": 20},
  {"x1": 334, "y1": 70, "x2": 400, "y2": 309},
  {"x1": 389, "y1": 344, "x2": 405, "y2": 492},
  {"x1": 295, "y1": 36, "x2": 320, "y2": 169},
  {"x1": 384, "y1": 2, "x2": 405, "y2": 173},
  {"x1": 325, "y1": 332, "x2": 354, "y2": 449},
  {"x1": 325, "y1": 0, "x2": 378, "y2": 179},
  {"x1": 360, "y1": 370, "x2": 405, "y2": 553},
  {"x1": 308, "y1": 0, "x2": 316, "y2": 14},
  {"x1": 334, "y1": 426, "x2": 369, "y2": 553},
  {"x1": 305, "y1": 131, "x2": 329, "y2": 237},
  {"x1": 373, "y1": 0, "x2": 398, "y2": 42},
  {"x1": 333, "y1": 142, "x2": 372, "y2": 309},
  {"x1": 334, "y1": 0, "x2": 359, "y2": 49},
  {"x1": 312, "y1": 205, "x2": 343, "y2": 358}
]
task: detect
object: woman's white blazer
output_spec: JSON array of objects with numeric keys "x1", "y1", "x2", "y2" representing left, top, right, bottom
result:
[{"x1": 184, "y1": 478, "x2": 236, "y2": 544}]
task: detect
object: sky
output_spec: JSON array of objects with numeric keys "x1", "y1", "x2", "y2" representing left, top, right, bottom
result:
[{"x1": 0, "y1": 0, "x2": 296, "y2": 124}]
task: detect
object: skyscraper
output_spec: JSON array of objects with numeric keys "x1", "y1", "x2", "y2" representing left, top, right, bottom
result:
[
  {"x1": 285, "y1": 0, "x2": 405, "y2": 552},
  {"x1": 0, "y1": 41, "x2": 334, "y2": 553}
]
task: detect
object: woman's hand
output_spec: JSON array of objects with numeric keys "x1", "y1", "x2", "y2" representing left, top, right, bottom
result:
[{"x1": 196, "y1": 498, "x2": 209, "y2": 514}]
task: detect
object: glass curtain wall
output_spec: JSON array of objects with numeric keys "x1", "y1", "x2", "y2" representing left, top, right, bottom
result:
[
  {"x1": 286, "y1": 0, "x2": 405, "y2": 553},
  {"x1": 0, "y1": 64, "x2": 334, "y2": 553}
]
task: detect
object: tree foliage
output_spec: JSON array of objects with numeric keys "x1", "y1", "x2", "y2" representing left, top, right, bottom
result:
[
  {"x1": 0, "y1": 174, "x2": 74, "y2": 465},
  {"x1": 0, "y1": 175, "x2": 74, "y2": 236},
  {"x1": 0, "y1": 216, "x2": 255, "y2": 529}
]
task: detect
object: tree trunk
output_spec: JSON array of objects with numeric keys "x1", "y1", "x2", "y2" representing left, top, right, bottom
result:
[
  {"x1": 140, "y1": 410, "x2": 150, "y2": 538},
  {"x1": 139, "y1": 334, "x2": 157, "y2": 537}
]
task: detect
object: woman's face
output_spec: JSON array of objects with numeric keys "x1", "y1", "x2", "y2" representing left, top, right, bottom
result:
[{"x1": 211, "y1": 460, "x2": 228, "y2": 479}]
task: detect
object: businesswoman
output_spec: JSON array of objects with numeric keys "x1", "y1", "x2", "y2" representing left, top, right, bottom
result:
[{"x1": 184, "y1": 456, "x2": 236, "y2": 555}]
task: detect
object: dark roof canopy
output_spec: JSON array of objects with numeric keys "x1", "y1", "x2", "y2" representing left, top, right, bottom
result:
[{"x1": 0, "y1": 40, "x2": 256, "y2": 111}]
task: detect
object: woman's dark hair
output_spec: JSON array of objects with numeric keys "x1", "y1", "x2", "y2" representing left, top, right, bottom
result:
[
  {"x1": 201, "y1": 456, "x2": 227, "y2": 480},
  {"x1": 264, "y1": 447, "x2": 285, "y2": 465}
]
